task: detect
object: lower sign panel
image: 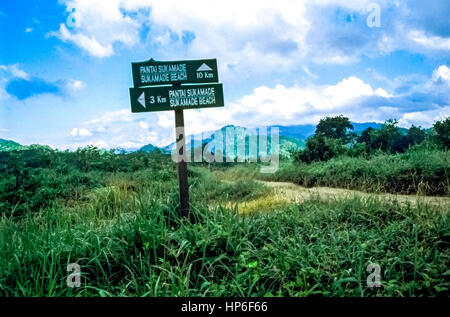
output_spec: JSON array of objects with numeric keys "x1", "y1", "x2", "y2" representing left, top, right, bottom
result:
[{"x1": 130, "y1": 83, "x2": 224, "y2": 113}]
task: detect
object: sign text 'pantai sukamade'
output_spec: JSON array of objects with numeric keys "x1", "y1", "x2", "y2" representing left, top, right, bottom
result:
[{"x1": 129, "y1": 58, "x2": 225, "y2": 218}]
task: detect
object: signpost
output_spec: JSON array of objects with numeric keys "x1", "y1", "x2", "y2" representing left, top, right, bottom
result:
[
  {"x1": 129, "y1": 83, "x2": 224, "y2": 113},
  {"x1": 132, "y1": 58, "x2": 219, "y2": 87},
  {"x1": 129, "y1": 58, "x2": 224, "y2": 218}
]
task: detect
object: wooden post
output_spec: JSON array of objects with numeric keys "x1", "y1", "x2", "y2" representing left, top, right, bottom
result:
[{"x1": 174, "y1": 108, "x2": 190, "y2": 218}]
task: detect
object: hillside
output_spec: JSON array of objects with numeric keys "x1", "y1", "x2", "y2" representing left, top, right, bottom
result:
[
  {"x1": 0, "y1": 139, "x2": 24, "y2": 151},
  {"x1": 139, "y1": 121, "x2": 385, "y2": 158}
]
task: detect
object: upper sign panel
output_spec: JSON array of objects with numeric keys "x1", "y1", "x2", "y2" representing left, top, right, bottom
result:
[{"x1": 132, "y1": 58, "x2": 219, "y2": 87}]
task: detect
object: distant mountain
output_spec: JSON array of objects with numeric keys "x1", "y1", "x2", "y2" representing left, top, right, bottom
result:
[
  {"x1": 138, "y1": 143, "x2": 170, "y2": 154},
  {"x1": 154, "y1": 121, "x2": 384, "y2": 154},
  {"x1": 138, "y1": 144, "x2": 157, "y2": 153},
  {"x1": 351, "y1": 122, "x2": 383, "y2": 134},
  {"x1": 270, "y1": 124, "x2": 316, "y2": 140},
  {"x1": 0, "y1": 139, "x2": 24, "y2": 151},
  {"x1": 157, "y1": 125, "x2": 306, "y2": 160},
  {"x1": 0, "y1": 139, "x2": 57, "y2": 152}
]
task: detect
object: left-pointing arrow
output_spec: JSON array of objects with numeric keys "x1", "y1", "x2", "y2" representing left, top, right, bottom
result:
[{"x1": 137, "y1": 92, "x2": 145, "y2": 108}]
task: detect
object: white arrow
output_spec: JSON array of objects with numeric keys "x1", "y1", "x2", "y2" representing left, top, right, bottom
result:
[
  {"x1": 197, "y1": 63, "x2": 213, "y2": 72},
  {"x1": 137, "y1": 92, "x2": 145, "y2": 108}
]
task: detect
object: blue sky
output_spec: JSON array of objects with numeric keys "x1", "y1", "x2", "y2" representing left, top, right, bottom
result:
[{"x1": 0, "y1": 0, "x2": 449, "y2": 149}]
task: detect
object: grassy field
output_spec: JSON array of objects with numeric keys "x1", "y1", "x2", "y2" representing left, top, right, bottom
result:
[
  {"x1": 0, "y1": 151, "x2": 448, "y2": 297},
  {"x1": 218, "y1": 144, "x2": 449, "y2": 196}
]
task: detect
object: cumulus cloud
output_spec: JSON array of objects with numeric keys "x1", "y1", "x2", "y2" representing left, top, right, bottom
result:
[
  {"x1": 67, "y1": 109, "x2": 161, "y2": 150},
  {"x1": 49, "y1": 0, "x2": 141, "y2": 58},
  {"x1": 187, "y1": 65, "x2": 449, "y2": 130},
  {"x1": 51, "y1": 0, "x2": 449, "y2": 74},
  {"x1": 432, "y1": 65, "x2": 450, "y2": 84},
  {"x1": 63, "y1": 64, "x2": 449, "y2": 149}
]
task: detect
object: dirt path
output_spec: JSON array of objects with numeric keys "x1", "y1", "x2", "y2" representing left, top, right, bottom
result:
[{"x1": 258, "y1": 180, "x2": 450, "y2": 210}]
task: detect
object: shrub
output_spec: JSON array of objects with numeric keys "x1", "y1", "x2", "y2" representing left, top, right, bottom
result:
[
  {"x1": 295, "y1": 136, "x2": 345, "y2": 163},
  {"x1": 433, "y1": 117, "x2": 450, "y2": 149}
]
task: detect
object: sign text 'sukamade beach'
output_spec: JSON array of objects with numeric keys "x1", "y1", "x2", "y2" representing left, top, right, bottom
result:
[{"x1": 129, "y1": 58, "x2": 225, "y2": 218}]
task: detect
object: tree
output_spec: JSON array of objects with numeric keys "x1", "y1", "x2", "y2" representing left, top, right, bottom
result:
[
  {"x1": 363, "y1": 119, "x2": 401, "y2": 153},
  {"x1": 315, "y1": 115, "x2": 354, "y2": 143},
  {"x1": 295, "y1": 135, "x2": 344, "y2": 163},
  {"x1": 407, "y1": 125, "x2": 425, "y2": 146},
  {"x1": 357, "y1": 127, "x2": 374, "y2": 145},
  {"x1": 433, "y1": 117, "x2": 450, "y2": 149},
  {"x1": 392, "y1": 135, "x2": 410, "y2": 153}
]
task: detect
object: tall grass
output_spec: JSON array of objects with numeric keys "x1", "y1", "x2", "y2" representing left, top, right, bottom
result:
[
  {"x1": 262, "y1": 145, "x2": 449, "y2": 196},
  {"x1": 0, "y1": 166, "x2": 448, "y2": 297}
]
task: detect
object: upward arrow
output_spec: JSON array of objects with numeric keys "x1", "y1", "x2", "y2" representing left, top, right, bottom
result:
[
  {"x1": 197, "y1": 63, "x2": 213, "y2": 72},
  {"x1": 137, "y1": 92, "x2": 145, "y2": 108}
]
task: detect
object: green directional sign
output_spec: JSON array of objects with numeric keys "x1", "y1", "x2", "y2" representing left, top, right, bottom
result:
[
  {"x1": 132, "y1": 58, "x2": 219, "y2": 87},
  {"x1": 130, "y1": 83, "x2": 224, "y2": 113},
  {"x1": 129, "y1": 57, "x2": 225, "y2": 219}
]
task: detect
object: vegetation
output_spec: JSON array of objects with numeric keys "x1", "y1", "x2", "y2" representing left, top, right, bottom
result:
[
  {"x1": 0, "y1": 150, "x2": 448, "y2": 296},
  {"x1": 433, "y1": 117, "x2": 450, "y2": 149},
  {"x1": 267, "y1": 142, "x2": 449, "y2": 196},
  {"x1": 295, "y1": 116, "x2": 448, "y2": 164},
  {"x1": 0, "y1": 116, "x2": 448, "y2": 297},
  {"x1": 0, "y1": 139, "x2": 24, "y2": 152},
  {"x1": 283, "y1": 116, "x2": 449, "y2": 196}
]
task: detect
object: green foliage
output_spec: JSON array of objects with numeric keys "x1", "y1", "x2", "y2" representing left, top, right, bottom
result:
[
  {"x1": 295, "y1": 135, "x2": 345, "y2": 163},
  {"x1": 433, "y1": 117, "x2": 450, "y2": 149},
  {"x1": 315, "y1": 115, "x2": 354, "y2": 142},
  {"x1": 368, "y1": 119, "x2": 402, "y2": 153},
  {"x1": 407, "y1": 125, "x2": 426, "y2": 146},
  {"x1": 189, "y1": 166, "x2": 269, "y2": 203},
  {"x1": 357, "y1": 120, "x2": 427, "y2": 154},
  {"x1": 294, "y1": 117, "x2": 431, "y2": 164},
  {"x1": 0, "y1": 141, "x2": 447, "y2": 297},
  {"x1": 0, "y1": 117, "x2": 448, "y2": 297},
  {"x1": 0, "y1": 146, "x2": 172, "y2": 217},
  {"x1": 268, "y1": 144, "x2": 449, "y2": 196},
  {"x1": 0, "y1": 174, "x2": 447, "y2": 296},
  {"x1": 0, "y1": 139, "x2": 24, "y2": 152}
]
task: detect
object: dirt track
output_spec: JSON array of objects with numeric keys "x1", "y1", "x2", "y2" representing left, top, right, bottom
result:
[{"x1": 259, "y1": 180, "x2": 450, "y2": 211}]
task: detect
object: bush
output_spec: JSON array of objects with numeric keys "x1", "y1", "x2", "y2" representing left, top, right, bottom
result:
[
  {"x1": 433, "y1": 117, "x2": 449, "y2": 149},
  {"x1": 295, "y1": 135, "x2": 345, "y2": 163},
  {"x1": 269, "y1": 145, "x2": 449, "y2": 195}
]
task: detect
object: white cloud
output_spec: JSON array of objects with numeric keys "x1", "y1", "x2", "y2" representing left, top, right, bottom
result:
[
  {"x1": 51, "y1": 0, "x2": 449, "y2": 75},
  {"x1": 157, "y1": 113, "x2": 173, "y2": 129},
  {"x1": 64, "y1": 79, "x2": 86, "y2": 95},
  {"x1": 408, "y1": 30, "x2": 450, "y2": 51},
  {"x1": 54, "y1": 0, "x2": 310, "y2": 70},
  {"x1": 0, "y1": 64, "x2": 30, "y2": 80},
  {"x1": 70, "y1": 128, "x2": 92, "y2": 137},
  {"x1": 374, "y1": 88, "x2": 391, "y2": 98},
  {"x1": 83, "y1": 109, "x2": 134, "y2": 126},
  {"x1": 139, "y1": 121, "x2": 148, "y2": 129},
  {"x1": 63, "y1": 67, "x2": 449, "y2": 149},
  {"x1": 50, "y1": 0, "x2": 141, "y2": 58},
  {"x1": 25, "y1": 28, "x2": 33, "y2": 33},
  {"x1": 51, "y1": 24, "x2": 114, "y2": 58},
  {"x1": 432, "y1": 65, "x2": 450, "y2": 83},
  {"x1": 398, "y1": 106, "x2": 450, "y2": 128},
  {"x1": 67, "y1": 109, "x2": 169, "y2": 149}
]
